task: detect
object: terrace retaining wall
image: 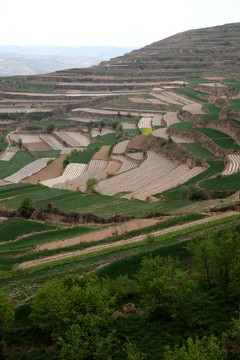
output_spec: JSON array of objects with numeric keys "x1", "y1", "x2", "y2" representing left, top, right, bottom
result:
[
  {"x1": 195, "y1": 84, "x2": 229, "y2": 97},
  {"x1": 219, "y1": 107, "x2": 240, "y2": 121},
  {"x1": 32, "y1": 207, "x2": 135, "y2": 224},
  {"x1": 194, "y1": 119, "x2": 240, "y2": 145},
  {"x1": 146, "y1": 134, "x2": 203, "y2": 168},
  {"x1": 167, "y1": 128, "x2": 231, "y2": 157},
  {"x1": 180, "y1": 110, "x2": 201, "y2": 123}
]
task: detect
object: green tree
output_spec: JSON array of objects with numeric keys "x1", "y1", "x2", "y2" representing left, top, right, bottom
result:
[
  {"x1": 180, "y1": 185, "x2": 191, "y2": 200},
  {"x1": 30, "y1": 278, "x2": 67, "y2": 339},
  {"x1": 123, "y1": 339, "x2": 145, "y2": 360},
  {"x1": 0, "y1": 290, "x2": 14, "y2": 353},
  {"x1": 31, "y1": 274, "x2": 118, "y2": 359},
  {"x1": 18, "y1": 137, "x2": 23, "y2": 149},
  {"x1": 46, "y1": 124, "x2": 55, "y2": 133},
  {"x1": 16, "y1": 196, "x2": 33, "y2": 218},
  {"x1": 59, "y1": 316, "x2": 118, "y2": 360},
  {"x1": 189, "y1": 229, "x2": 240, "y2": 304},
  {"x1": 86, "y1": 177, "x2": 98, "y2": 193},
  {"x1": 137, "y1": 255, "x2": 202, "y2": 326},
  {"x1": 224, "y1": 311, "x2": 240, "y2": 357},
  {"x1": 164, "y1": 335, "x2": 227, "y2": 360}
]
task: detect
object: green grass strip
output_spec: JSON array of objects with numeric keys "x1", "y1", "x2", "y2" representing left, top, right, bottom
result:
[
  {"x1": 16, "y1": 214, "x2": 240, "y2": 274},
  {"x1": 0, "y1": 219, "x2": 56, "y2": 242},
  {"x1": 180, "y1": 143, "x2": 216, "y2": 158},
  {"x1": 200, "y1": 172, "x2": 240, "y2": 190}
]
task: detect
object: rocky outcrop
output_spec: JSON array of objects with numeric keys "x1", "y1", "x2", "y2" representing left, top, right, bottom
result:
[
  {"x1": 127, "y1": 135, "x2": 148, "y2": 152},
  {"x1": 180, "y1": 110, "x2": 202, "y2": 122},
  {"x1": 219, "y1": 107, "x2": 240, "y2": 121},
  {"x1": 146, "y1": 134, "x2": 203, "y2": 168},
  {"x1": 214, "y1": 98, "x2": 231, "y2": 108}
]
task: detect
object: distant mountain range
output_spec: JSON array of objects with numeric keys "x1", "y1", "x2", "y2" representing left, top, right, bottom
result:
[{"x1": 0, "y1": 45, "x2": 137, "y2": 76}]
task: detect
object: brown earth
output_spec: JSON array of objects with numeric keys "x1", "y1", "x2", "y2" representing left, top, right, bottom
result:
[
  {"x1": 27, "y1": 142, "x2": 52, "y2": 151},
  {"x1": 127, "y1": 135, "x2": 147, "y2": 151},
  {"x1": 37, "y1": 218, "x2": 162, "y2": 251},
  {"x1": 22, "y1": 155, "x2": 65, "y2": 184},
  {"x1": 92, "y1": 146, "x2": 110, "y2": 160},
  {"x1": 128, "y1": 97, "x2": 148, "y2": 104}
]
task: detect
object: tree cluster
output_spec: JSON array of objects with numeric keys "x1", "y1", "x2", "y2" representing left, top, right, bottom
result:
[{"x1": 27, "y1": 228, "x2": 240, "y2": 359}]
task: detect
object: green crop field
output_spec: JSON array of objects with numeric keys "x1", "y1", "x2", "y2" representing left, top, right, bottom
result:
[
  {"x1": 198, "y1": 104, "x2": 221, "y2": 121},
  {"x1": 142, "y1": 94, "x2": 155, "y2": 99},
  {"x1": 52, "y1": 193, "x2": 191, "y2": 218},
  {"x1": 0, "y1": 219, "x2": 56, "y2": 242},
  {"x1": 228, "y1": 118, "x2": 240, "y2": 126},
  {"x1": 0, "y1": 184, "x2": 190, "y2": 218},
  {"x1": 228, "y1": 100, "x2": 240, "y2": 111},
  {"x1": 33, "y1": 150, "x2": 61, "y2": 157},
  {"x1": 0, "y1": 151, "x2": 35, "y2": 179},
  {"x1": 98, "y1": 133, "x2": 118, "y2": 145},
  {"x1": 0, "y1": 225, "x2": 100, "y2": 252},
  {"x1": 0, "y1": 88, "x2": 54, "y2": 93},
  {"x1": 213, "y1": 138, "x2": 240, "y2": 150},
  {"x1": 124, "y1": 129, "x2": 140, "y2": 138},
  {"x1": 141, "y1": 128, "x2": 152, "y2": 135},
  {"x1": 70, "y1": 143, "x2": 102, "y2": 164},
  {"x1": 170, "y1": 121, "x2": 194, "y2": 131},
  {"x1": 180, "y1": 143, "x2": 216, "y2": 158},
  {"x1": 0, "y1": 140, "x2": 7, "y2": 154},
  {"x1": 175, "y1": 89, "x2": 207, "y2": 103},
  {"x1": 183, "y1": 87, "x2": 208, "y2": 96},
  {"x1": 26, "y1": 120, "x2": 67, "y2": 127},
  {"x1": 200, "y1": 172, "x2": 240, "y2": 190},
  {"x1": 186, "y1": 78, "x2": 214, "y2": 84},
  {"x1": 0, "y1": 187, "x2": 71, "y2": 210},
  {"x1": 193, "y1": 128, "x2": 229, "y2": 138},
  {"x1": 0, "y1": 183, "x2": 44, "y2": 199}
]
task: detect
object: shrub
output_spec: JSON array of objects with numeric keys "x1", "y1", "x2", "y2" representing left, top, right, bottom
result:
[{"x1": 16, "y1": 197, "x2": 33, "y2": 218}]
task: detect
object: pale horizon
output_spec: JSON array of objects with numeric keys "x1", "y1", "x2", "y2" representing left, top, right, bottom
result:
[{"x1": 0, "y1": 0, "x2": 239, "y2": 48}]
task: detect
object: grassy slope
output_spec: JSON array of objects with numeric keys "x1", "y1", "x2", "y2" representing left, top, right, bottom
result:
[{"x1": 0, "y1": 151, "x2": 35, "y2": 179}]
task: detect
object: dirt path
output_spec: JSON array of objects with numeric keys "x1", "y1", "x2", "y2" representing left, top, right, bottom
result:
[
  {"x1": 22, "y1": 155, "x2": 65, "y2": 184},
  {"x1": 93, "y1": 146, "x2": 110, "y2": 160},
  {"x1": 38, "y1": 218, "x2": 162, "y2": 251},
  {"x1": 18, "y1": 211, "x2": 238, "y2": 269}
]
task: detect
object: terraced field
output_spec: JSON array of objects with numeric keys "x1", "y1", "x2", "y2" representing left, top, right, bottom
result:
[
  {"x1": 4, "y1": 157, "x2": 55, "y2": 183},
  {"x1": 112, "y1": 140, "x2": 130, "y2": 154},
  {"x1": 97, "y1": 152, "x2": 178, "y2": 198},
  {"x1": 222, "y1": 154, "x2": 240, "y2": 176},
  {"x1": 41, "y1": 163, "x2": 88, "y2": 188},
  {"x1": 1, "y1": 23, "x2": 240, "y2": 360},
  {"x1": 0, "y1": 147, "x2": 18, "y2": 161},
  {"x1": 40, "y1": 134, "x2": 65, "y2": 150},
  {"x1": 54, "y1": 131, "x2": 90, "y2": 147},
  {"x1": 111, "y1": 155, "x2": 139, "y2": 174}
]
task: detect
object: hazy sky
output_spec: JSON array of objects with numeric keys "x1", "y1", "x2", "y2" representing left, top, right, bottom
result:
[{"x1": 0, "y1": 0, "x2": 239, "y2": 47}]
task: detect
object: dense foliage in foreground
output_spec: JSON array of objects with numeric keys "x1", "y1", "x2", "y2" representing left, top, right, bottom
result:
[{"x1": 2, "y1": 228, "x2": 240, "y2": 359}]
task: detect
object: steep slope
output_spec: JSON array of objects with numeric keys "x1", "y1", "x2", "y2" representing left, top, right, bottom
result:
[{"x1": 98, "y1": 22, "x2": 240, "y2": 79}]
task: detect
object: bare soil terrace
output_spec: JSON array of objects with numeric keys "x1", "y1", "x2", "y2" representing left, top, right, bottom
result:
[{"x1": 22, "y1": 155, "x2": 65, "y2": 184}]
